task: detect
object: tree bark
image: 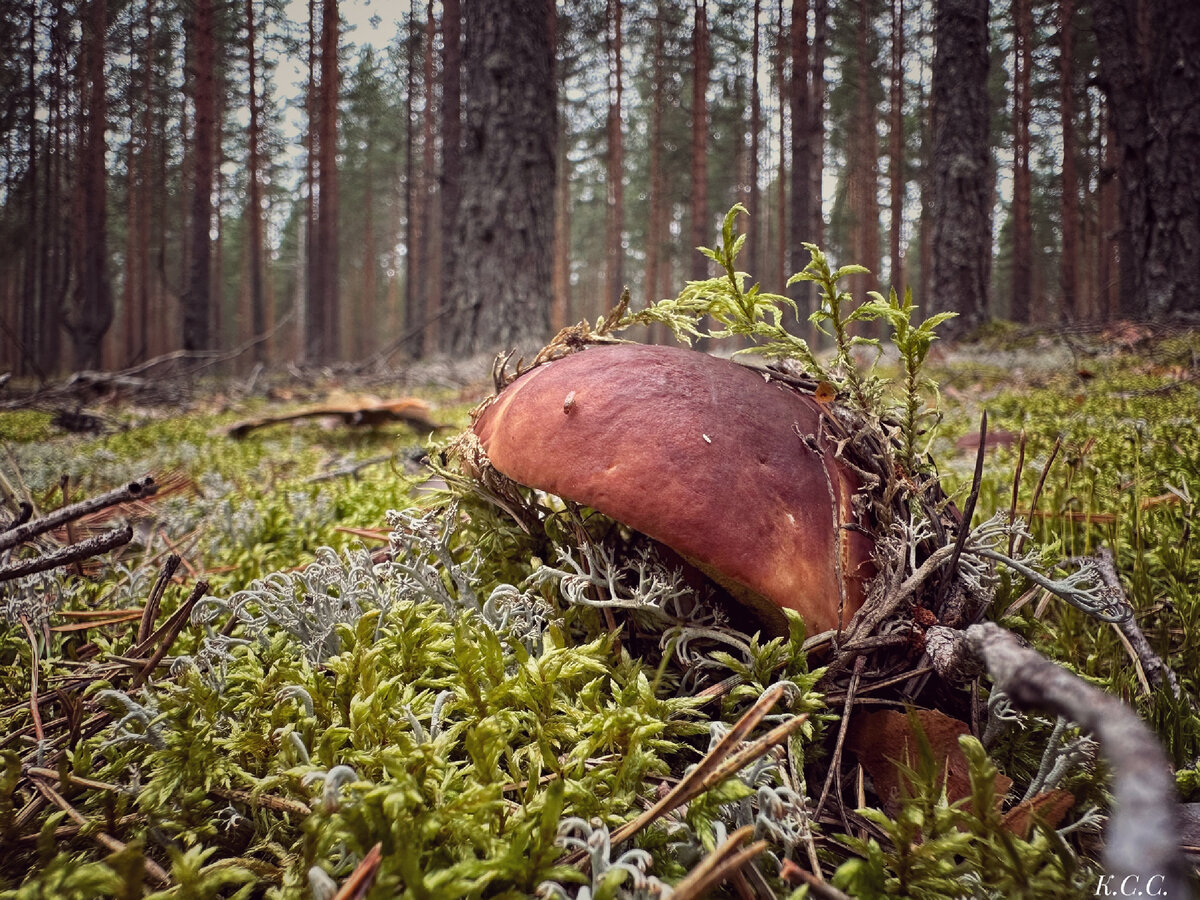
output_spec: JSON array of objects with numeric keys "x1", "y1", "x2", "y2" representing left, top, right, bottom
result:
[
  {"x1": 789, "y1": 0, "x2": 811, "y2": 292},
  {"x1": 181, "y1": 0, "x2": 214, "y2": 353},
  {"x1": 439, "y1": 0, "x2": 462, "y2": 351},
  {"x1": 747, "y1": 0, "x2": 762, "y2": 281},
  {"x1": 1092, "y1": 0, "x2": 1200, "y2": 319},
  {"x1": 246, "y1": 0, "x2": 266, "y2": 361},
  {"x1": 311, "y1": 0, "x2": 341, "y2": 361},
  {"x1": 643, "y1": 1, "x2": 666, "y2": 315},
  {"x1": 70, "y1": 0, "x2": 114, "y2": 369},
  {"x1": 930, "y1": 0, "x2": 991, "y2": 336},
  {"x1": 447, "y1": 0, "x2": 556, "y2": 354},
  {"x1": 889, "y1": 0, "x2": 905, "y2": 291},
  {"x1": 689, "y1": 0, "x2": 709, "y2": 283},
  {"x1": 419, "y1": 0, "x2": 438, "y2": 355},
  {"x1": 1059, "y1": 0, "x2": 1079, "y2": 320},
  {"x1": 604, "y1": 0, "x2": 625, "y2": 315},
  {"x1": 1011, "y1": 0, "x2": 1033, "y2": 323}
]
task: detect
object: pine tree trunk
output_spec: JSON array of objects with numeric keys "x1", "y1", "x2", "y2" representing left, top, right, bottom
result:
[
  {"x1": 930, "y1": 0, "x2": 991, "y2": 335},
  {"x1": 774, "y1": 0, "x2": 787, "y2": 292},
  {"x1": 70, "y1": 0, "x2": 114, "y2": 369},
  {"x1": 1092, "y1": 0, "x2": 1200, "y2": 319},
  {"x1": 748, "y1": 0, "x2": 761, "y2": 280},
  {"x1": 1058, "y1": 0, "x2": 1079, "y2": 320},
  {"x1": 809, "y1": 0, "x2": 828, "y2": 248},
  {"x1": 446, "y1": 0, "x2": 556, "y2": 353},
  {"x1": 419, "y1": 0, "x2": 438, "y2": 355},
  {"x1": 314, "y1": 0, "x2": 340, "y2": 360},
  {"x1": 181, "y1": 0, "x2": 214, "y2": 353},
  {"x1": 889, "y1": 0, "x2": 905, "y2": 290},
  {"x1": 850, "y1": 0, "x2": 880, "y2": 307},
  {"x1": 403, "y1": 10, "x2": 418, "y2": 349},
  {"x1": 604, "y1": 0, "x2": 625, "y2": 315},
  {"x1": 246, "y1": 0, "x2": 266, "y2": 361},
  {"x1": 689, "y1": 0, "x2": 709, "y2": 282},
  {"x1": 789, "y1": 0, "x2": 811, "y2": 283},
  {"x1": 643, "y1": 2, "x2": 665, "y2": 315},
  {"x1": 303, "y1": 0, "x2": 319, "y2": 359},
  {"x1": 1011, "y1": 0, "x2": 1033, "y2": 323},
  {"x1": 439, "y1": 0, "x2": 462, "y2": 351}
]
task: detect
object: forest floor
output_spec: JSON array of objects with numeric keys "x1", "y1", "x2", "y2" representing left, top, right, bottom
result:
[{"x1": 0, "y1": 323, "x2": 1198, "y2": 899}]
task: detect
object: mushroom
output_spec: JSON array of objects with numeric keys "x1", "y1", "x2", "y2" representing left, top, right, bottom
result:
[{"x1": 469, "y1": 343, "x2": 874, "y2": 636}]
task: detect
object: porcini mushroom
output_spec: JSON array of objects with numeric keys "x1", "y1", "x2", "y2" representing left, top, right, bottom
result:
[{"x1": 469, "y1": 343, "x2": 874, "y2": 635}]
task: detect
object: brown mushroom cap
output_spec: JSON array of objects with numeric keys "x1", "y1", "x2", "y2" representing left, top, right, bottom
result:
[{"x1": 472, "y1": 343, "x2": 874, "y2": 635}]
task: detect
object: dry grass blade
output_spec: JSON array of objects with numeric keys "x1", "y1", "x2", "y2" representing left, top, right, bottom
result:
[
  {"x1": 668, "y1": 825, "x2": 769, "y2": 900},
  {"x1": 941, "y1": 409, "x2": 988, "y2": 595},
  {"x1": 333, "y1": 843, "x2": 383, "y2": 900},
  {"x1": 139, "y1": 553, "x2": 181, "y2": 644},
  {"x1": 605, "y1": 682, "x2": 790, "y2": 847},
  {"x1": 30, "y1": 776, "x2": 171, "y2": 886}
]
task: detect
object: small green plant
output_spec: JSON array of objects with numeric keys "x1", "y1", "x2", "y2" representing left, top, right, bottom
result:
[{"x1": 622, "y1": 205, "x2": 956, "y2": 463}]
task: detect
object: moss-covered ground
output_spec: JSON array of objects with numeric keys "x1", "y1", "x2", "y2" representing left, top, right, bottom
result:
[{"x1": 0, "y1": 325, "x2": 1197, "y2": 899}]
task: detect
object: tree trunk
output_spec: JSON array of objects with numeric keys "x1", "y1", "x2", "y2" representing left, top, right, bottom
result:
[
  {"x1": 303, "y1": 0, "x2": 319, "y2": 359},
  {"x1": 447, "y1": 0, "x2": 556, "y2": 354},
  {"x1": 246, "y1": 0, "x2": 266, "y2": 361},
  {"x1": 930, "y1": 0, "x2": 991, "y2": 336},
  {"x1": 789, "y1": 0, "x2": 811, "y2": 286},
  {"x1": 809, "y1": 0, "x2": 828, "y2": 248},
  {"x1": 689, "y1": 0, "x2": 709, "y2": 282},
  {"x1": 1011, "y1": 0, "x2": 1033, "y2": 323},
  {"x1": 774, "y1": 0, "x2": 787, "y2": 291},
  {"x1": 551, "y1": 1, "x2": 572, "y2": 330},
  {"x1": 419, "y1": 0, "x2": 438, "y2": 355},
  {"x1": 403, "y1": 10, "x2": 418, "y2": 349},
  {"x1": 643, "y1": 1, "x2": 666, "y2": 315},
  {"x1": 70, "y1": 0, "x2": 114, "y2": 370},
  {"x1": 850, "y1": 0, "x2": 880, "y2": 306},
  {"x1": 1092, "y1": 0, "x2": 1200, "y2": 319},
  {"x1": 604, "y1": 0, "x2": 625, "y2": 315},
  {"x1": 181, "y1": 0, "x2": 214, "y2": 353},
  {"x1": 889, "y1": 0, "x2": 905, "y2": 291},
  {"x1": 748, "y1": 0, "x2": 762, "y2": 279},
  {"x1": 1059, "y1": 0, "x2": 1079, "y2": 320},
  {"x1": 440, "y1": 0, "x2": 462, "y2": 351},
  {"x1": 314, "y1": 0, "x2": 340, "y2": 360}
]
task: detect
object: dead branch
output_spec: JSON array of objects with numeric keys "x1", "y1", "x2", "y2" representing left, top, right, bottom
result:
[
  {"x1": 227, "y1": 397, "x2": 443, "y2": 439},
  {"x1": 1086, "y1": 547, "x2": 1183, "y2": 699},
  {"x1": 0, "y1": 476, "x2": 155, "y2": 553},
  {"x1": 952, "y1": 622, "x2": 1191, "y2": 895},
  {"x1": 0, "y1": 525, "x2": 133, "y2": 583}
]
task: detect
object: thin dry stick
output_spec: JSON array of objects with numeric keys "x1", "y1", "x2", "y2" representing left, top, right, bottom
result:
[
  {"x1": 1013, "y1": 435, "x2": 1062, "y2": 557},
  {"x1": 941, "y1": 410, "x2": 988, "y2": 595},
  {"x1": 30, "y1": 776, "x2": 171, "y2": 886},
  {"x1": 562, "y1": 683, "x2": 801, "y2": 867},
  {"x1": 138, "y1": 554, "x2": 181, "y2": 644},
  {"x1": 814, "y1": 656, "x2": 864, "y2": 822},
  {"x1": 333, "y1": 843, "x2": 383, "y2": 900},
  {"x1": 0, "y1": 477, "x2": 155, "y2": 552},
  {"x1": 1089, "y1": 547, "x2": 1182, "y2": 698},
  {"x1": 1007, "y1": 430, "x2": 1028, "y2": 557},
  {"x1": 669, "y1": 826, "x2": 770, "y2": 900},
  {"x1": 0, "y1": 524, "x2": 133, "y2": 583},
  {"x1": 18, "y1": 615, "x2": 44, "y2": 746},
  {"x1": 132, "y1": 581, "x2": 208, "y2": 687}
]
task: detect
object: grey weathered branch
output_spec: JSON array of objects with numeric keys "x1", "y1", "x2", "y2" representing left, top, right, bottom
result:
[
  {"x1": 944, "y1": 622, "x2": 1191, "y2": 897},
  {"x1": 0, "y1": 477, "x2": 155, "y2": 553},
  {"x1": 0, "y1": 525, "x2": 133, "y2": 583},
  {"x1": 1087, "y1": 547, "x2": 1182, "y2": 698}
]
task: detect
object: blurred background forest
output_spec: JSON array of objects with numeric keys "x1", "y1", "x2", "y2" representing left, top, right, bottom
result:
[{"x1": 1, "y1": 0, "x2": 1197, "y2": 378}]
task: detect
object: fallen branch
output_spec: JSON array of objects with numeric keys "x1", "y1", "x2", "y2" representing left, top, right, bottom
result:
[
  {"x1": 929, "y1": 622, "x2": 1189, "y2": 895},
  {"x1": 1088, "y1": 547, "x2": 1182, "y2": 699},
  {"x1": 0, "y1": 525, "x2": 133, "y2": 583},
  {"x1": 0, "y1": 476, "x2": 155, "y2": 553}
]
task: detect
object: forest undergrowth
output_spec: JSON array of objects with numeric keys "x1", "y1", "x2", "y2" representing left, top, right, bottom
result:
[{"x1": 1, "y1": 214, "x2": 1198, "y2": 899}]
